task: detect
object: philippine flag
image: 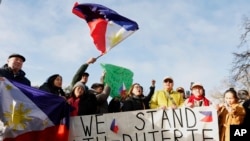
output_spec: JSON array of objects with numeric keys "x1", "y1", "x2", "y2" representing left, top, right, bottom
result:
[
  {"x1": 200, "y1": 111, "x2": 213, "y2": 122},
  {"x1": 72, "y1": 2, "x2": 139, "y2": 54},
  {"x1": 119, "y1": 82, "x2": 126, "y2": 97},
  {"x1": 110, "y1": 119, "x2": 119, "y2": 134},
  {"x1": 0, "y1": 78, "x2": 70, "y2": 141}
]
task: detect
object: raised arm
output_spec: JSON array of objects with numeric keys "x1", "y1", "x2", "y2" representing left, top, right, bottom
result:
[
  {"x1": 144, "y1": 80, "x2": 156, "y2": 102},
  {"x1": 71, "y1": 57, "x2": 96, "y2": 87}
]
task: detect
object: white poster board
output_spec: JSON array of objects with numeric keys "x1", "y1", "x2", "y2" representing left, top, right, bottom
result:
[{"x1": 69, "y1": 106, "x2": 219, "y2": 141}]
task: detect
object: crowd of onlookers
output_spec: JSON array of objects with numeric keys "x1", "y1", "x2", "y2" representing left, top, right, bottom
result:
[{"x1": 0, "y1": 53, "x2": 249, "y2": 141}]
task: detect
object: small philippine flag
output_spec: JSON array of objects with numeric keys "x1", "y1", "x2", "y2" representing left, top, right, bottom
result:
[
  {"x1": 110, "y1": 119, "x2": 119, "y2": 134},
  {"x1": 200, "y1": 111, "x2": 213, "y2": 122},
  {"x1": 119, "y1": 82, "x2": 126, "y2": 96}
]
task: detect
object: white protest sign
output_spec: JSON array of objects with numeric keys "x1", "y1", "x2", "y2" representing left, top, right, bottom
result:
[{"x1": 69, "y1": 106, "x2": 219, "y2": 141}]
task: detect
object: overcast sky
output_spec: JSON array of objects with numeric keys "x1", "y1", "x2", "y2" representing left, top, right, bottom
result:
[{"x1": 0, "y1": 0, "x2": 249, "y2": 98}]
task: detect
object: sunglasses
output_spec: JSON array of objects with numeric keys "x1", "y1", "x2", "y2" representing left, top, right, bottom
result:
[
  {"x1": 177, "y1": 90, "x2": 184, "y2": 93},
  {"x1": 164, "y1": 79, "x2": 173, "y2": 83}
]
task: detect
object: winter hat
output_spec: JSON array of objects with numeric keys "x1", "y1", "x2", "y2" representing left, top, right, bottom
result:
[{"x1": 72, "y1": 82, "x2": 85, "y2": 91}]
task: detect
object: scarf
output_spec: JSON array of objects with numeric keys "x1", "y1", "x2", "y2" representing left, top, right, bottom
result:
[{"x1": 188, "y1": 95, "x2": 210, "y2": 106}]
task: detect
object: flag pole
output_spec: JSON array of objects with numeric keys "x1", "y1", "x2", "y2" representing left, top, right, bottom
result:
[{"x1": 96, "y1": 54, "x2": 104, "y2": 60}]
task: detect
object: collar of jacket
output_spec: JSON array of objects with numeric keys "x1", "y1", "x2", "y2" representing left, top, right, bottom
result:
[
  {"x1": 132, "y1": 94, "x2": 144, "y2": 99},
  {"x1": 3, "y1": 64, "x2": 26, "y2": 76}
]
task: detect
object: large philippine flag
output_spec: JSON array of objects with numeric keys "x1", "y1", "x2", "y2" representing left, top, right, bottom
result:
[
  {"x1": 72, "y1": 2, "x2": 139, "y2": 54},
  {"x1": 0, "y1": 78, "x2": 70, "y2": 141}
]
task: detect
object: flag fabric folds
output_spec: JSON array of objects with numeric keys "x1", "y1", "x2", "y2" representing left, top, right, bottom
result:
[
  {"x1": 72, "y1": 2, "x2": 139, "y2": 54},
  {"x1": 0, "y1": 78, "x2": 70, "y2": 141}
]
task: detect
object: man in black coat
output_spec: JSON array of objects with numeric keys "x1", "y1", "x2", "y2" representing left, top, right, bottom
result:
[{"x1": 0, "y1": 53, "x2": 31, "y2": 86}]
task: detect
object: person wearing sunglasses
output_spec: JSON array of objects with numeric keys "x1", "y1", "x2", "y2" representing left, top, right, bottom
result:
[{"x1": 149, "y1": 76, "x2": 184, "y2": 109}]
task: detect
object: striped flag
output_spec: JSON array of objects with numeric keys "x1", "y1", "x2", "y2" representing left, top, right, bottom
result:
[
  {"x1": 119, "y1": 82, "x2": 126, "y2": 97},
  {"x1": 0, "y1": 78, "x2": 70, "y2": 141},
  {"x1": 200, "y1": 111, "x2": 213, "y2": 122},
  {"x1": 72, "y1": 2, "x2": 139, "y2": 54},
  {"x1": 110, "y1": 119, "x2": 119, "y2": 134}
]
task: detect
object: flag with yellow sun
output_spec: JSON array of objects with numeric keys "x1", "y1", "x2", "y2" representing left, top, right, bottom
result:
[{"x1": 0, "y1": 78, "x2": 70, "y2": 141}]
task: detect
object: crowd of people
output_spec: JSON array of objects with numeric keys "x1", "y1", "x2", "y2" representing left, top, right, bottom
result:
[{"x1": 0, "y1": 53, "x2": 249, "y2": 141}]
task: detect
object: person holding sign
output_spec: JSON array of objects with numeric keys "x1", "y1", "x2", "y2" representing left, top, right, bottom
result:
[
  {"x1": 185, "y1": 82, "x2": 211, "y2": 107},
  {"x1": 217, "y1": 88, "x2": 246, "y2": 141},
  {"x1": 121, "y1": 83, "x2": 145, "y2": 111},
  {"x1": 67, "y1": 82, "x2": 97, "y2": 116},
  {"x1": 149, "y1": 76, "x2": 184, "y2": 109}
]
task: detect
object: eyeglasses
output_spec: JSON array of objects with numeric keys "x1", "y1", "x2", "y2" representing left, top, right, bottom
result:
[{"x1": 164, "y1": 79, "x2": 173, "y2": 83}]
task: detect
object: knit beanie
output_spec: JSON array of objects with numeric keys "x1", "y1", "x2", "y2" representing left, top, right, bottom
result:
[{"x1": 72, "y1": 82, "x2": 85, "y2": 91}]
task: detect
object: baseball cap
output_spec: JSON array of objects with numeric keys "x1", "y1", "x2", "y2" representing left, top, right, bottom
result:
[
  {"x1": 191, "y1": 82, "x2": 203, "y2": 89},
  {"x1": 163, "y1": 76, "x2": 173, "y2": 82}
]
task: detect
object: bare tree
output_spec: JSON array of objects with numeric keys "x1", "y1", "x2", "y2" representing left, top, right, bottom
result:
[
  {"x1": 231, "y1": 15, "x2": 250, "y2": 91},
  {"x1": 209, "y1": 78, "x2": 233, "y2": 103}
]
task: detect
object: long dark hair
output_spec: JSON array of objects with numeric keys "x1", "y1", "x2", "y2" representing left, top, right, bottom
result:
[
  {"x1": 46, "y1": 74, "x2": 61, "y2": 88},
  {"x1": 40, "y1": 74, "x2": 65, "y2": 96}
]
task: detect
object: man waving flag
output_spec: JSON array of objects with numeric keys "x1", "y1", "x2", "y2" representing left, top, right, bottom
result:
[{"x1": 72, "y1": 2, "x2": 139, "y2": 55}]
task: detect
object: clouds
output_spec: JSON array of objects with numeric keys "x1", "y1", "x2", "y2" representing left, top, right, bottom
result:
[{"x1": 0, "y1": 0, "x2": 249, "y2": 96}]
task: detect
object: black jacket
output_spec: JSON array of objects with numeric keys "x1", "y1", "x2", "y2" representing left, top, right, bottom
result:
[
  {"x1": 143, "y1": 86, "x2": 155, "y2": 109},
  {"x1": 108, "y1": 97, "x2": 121, "y2": 113},
  {"x1": 78, "y1": 92, "x2": 97, "y2": 115},
  {"x1": 0, "y1": 64, "x2": 30, "y2": 86},
  {"x1": 242, "y1": 99, "x2": 250, "y2": 126},
  {"x1": 122, "y1": 95, "x2": 145, "y2": 112},
  {"x1": 39, "y1": 83, "x2": 66, "y2": 97}
]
